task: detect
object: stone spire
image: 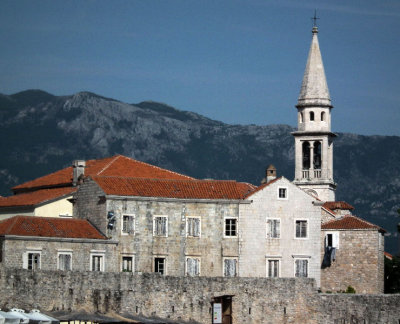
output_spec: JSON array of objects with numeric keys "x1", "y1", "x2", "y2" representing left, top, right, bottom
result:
[{"x1": 297, "y1": 26, "x2": 332, "y2": 108}]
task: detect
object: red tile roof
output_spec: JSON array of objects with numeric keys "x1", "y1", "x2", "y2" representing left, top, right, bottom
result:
[
  {"x1": 0, "y1": 187, "x2": 76, "y2": 208},
  {"x1": 92, "y1": 176, "x2": 256, "y2": 200},
  {"x1": 12, "y1": 155, "x2": 194, "y2": 193},
  {"x1": 0, "y1": 215, "x2": 106, "y2": 239},
  {"x1": 322, "y1": 215, "x2": 385, "y2": 232},
  {"x1": 323, "y1": 201, "x2": 354, "y2": 211},
  {"x1": 384, "y1": 252, "x2": 393, "y2": 260}
]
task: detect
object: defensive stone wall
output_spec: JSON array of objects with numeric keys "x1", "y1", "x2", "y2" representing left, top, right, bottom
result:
[{"x1": 0, "y1": 268, "x2": 399, "y2": 324}]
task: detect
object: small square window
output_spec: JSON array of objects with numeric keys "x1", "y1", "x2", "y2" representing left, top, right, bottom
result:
[
  {"x1": 266, "y1": 219, "x2": 280, "y2": 238},
  {"x1": 295, "y1": 259, "x2": 308, "y2": 277},
  {"x1": 28, "y1": 252, "x2": 41, "y2": 270},
  {"x1": 186, "y1": 257, "x2": 200, "y2": 276},
  {"x1": 153, "y1": 216, "x2": 168, "y2": 237},
  {"x1": 154, "y1": 257, "x2": 166, "y2": 275},
  {"x1": 295, "y1": 220, "x2": 308, "y2": 238},
  {"x1": 122, "y1": 256, "x2": 134, "y2": 272},
  {"x1": 58, "y1": 253, "x2": 72, "y2": 271},
  {"x1": 186, "y1": 217, "x2": 201, "y2": 237},
  {"x1": 91, "y1": 254, "x2": 104, "y2": 272},
  {"x1": 278, "y1": 187, "x2": 287, "y2": 199},
  {"x1": 224, "y1": 258, "x2": 237, "y2": 277},
  {"x1": 267, "y1": 260, "x2": 280, "y2": 278},
  {"x1": 122, "y1": 215, "x2": 135, "y2": 235},
  {"x1": 225, "y1": 218, "x2": 237, "y2": 237}
]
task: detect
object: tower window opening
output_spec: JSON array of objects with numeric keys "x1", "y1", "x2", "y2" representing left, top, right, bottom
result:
[
  {"x1": 309, "y1": 111, "x2": 315, "y2": 121},
  {"x1": 300, "y1": 112, "x2": 303, "y2": 123},
  {"x1": 321, "y1": 112, "x2": 325, "y2": 121},
  {"x1": 313, "y1": 141, "x2": 321, "y2": 169},
  {"x1": 302, "y1": 142, "x2": 310, "y2": 170}
]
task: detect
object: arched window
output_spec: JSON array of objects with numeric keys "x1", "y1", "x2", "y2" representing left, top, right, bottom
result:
[
  {"x1": 309, "y1": 111, "x2": 314, "y2": 121},
  {"x1": 300, "y1": 112, "x2": 303, "y2": 123},
  {"x1": 302, "y1": 142, "x2": 310, "y2": 169},
  {"x1": 321, "y1": 112, "x2": 325, "y2": 121},
  {"x1": 313, "y1": 141, "x2": 321, "y2": 169}
]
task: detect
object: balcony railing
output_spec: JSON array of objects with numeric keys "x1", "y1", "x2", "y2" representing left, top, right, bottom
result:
[{"x1": 302, "y1": 169, "x2": 322, "y2": 179}]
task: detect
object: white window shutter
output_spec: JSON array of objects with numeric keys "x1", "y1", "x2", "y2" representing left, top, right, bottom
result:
[
  {"x1": 333, "y1": 232, "x2": 340, "y2": 249},
  {"x1": 23, "y1": 253, "x2": 28, "y2": 269},
  {"x1": 276, "y1": 220, "x2": 280, "y2": 238}
]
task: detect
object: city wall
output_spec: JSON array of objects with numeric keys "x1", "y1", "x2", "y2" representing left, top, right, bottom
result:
[{"x1": 0, "y1": 268, "x2": 399, "y2": 324}]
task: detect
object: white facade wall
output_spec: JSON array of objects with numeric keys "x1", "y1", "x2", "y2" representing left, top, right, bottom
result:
[{"x1": 239, "y1": 178, "x2": 321, "y2": 287}]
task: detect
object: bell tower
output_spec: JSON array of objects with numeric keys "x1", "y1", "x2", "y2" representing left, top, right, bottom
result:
[{"x1": 292, "y1": 24, "x2": 336, "y2": 201}]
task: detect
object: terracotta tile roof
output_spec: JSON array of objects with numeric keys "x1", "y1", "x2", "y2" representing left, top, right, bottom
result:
[
  {"x1": 323, "y1": 201, "x2": 354, "y2": 211},
  {"x1": 321, "y1": 215, "x2": 385, "y2": 233},
  {"x1": 244, "y1": 177, "x2": 282, "y2": 199},
  {"x1": 92, "y1": 176, "x2": 255, "y2": 200},
  {"x1": 13, "y1": 155, "x2": 194, "y2": 192},
  {"x1": 0, "y1": 215, "x2": 106, "y2": 239},
  {"x1": 384, "y1": 252, "x2": 393, "y2": 260},
  {"x1": 0, "y1": 187, "x2": 76, "y2": 208}
]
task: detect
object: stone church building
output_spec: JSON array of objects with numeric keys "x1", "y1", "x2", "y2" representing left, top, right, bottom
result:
[{"x1": 0, "y1": 25, "x2": 385, "y2": 294}]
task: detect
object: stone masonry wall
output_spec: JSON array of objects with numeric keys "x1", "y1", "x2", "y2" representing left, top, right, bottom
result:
[
  {"x1": 1, "y1": 238, "x2": 118, "y2": 272},
  {"x1": 105, "y1": 198, "x2": 240, "y2": 276},
  {"x1": 0, "y1": 268, "x2": 399, "y2": 324},
  {"x1": 73, "y1": 178, "x2": 108, "y2": 233},
  {"x1": 75, "y1": 178, "x2": 241, "y2": 276},
  {"x1": 321, "y1": 229, "x2": 384, "y2": 294}
]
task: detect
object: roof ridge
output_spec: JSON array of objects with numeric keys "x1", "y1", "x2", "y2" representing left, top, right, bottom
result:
[
  {"x1": 347, "y1": 214, "x2": 380, "y2": 228},
  {"x1": 92, "y1": 175, "x2": 238, "y2": 183},
  {"x1": 321, "y1": 206, "x2": 336, "y2": 216},
  {"x1": 6, "y1": 216, "x2": 20, "y2": 235},
  {"x1": 97, "y1": 155, "x2": 121, "y2": 175},
  {"x1": 121, "y1": 155, "x2": 195, "y2": 180}
]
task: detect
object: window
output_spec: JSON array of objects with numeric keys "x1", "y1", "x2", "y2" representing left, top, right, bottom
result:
[
  {"x1": 295, "y1": 220, "x2": 307, "y2": 238},
  {"x1": 186, "y1": 217, "x2": 201, "y2": 237},
  {"x1": 266, "y1": 219, "x2": 280, "y2": 238},
  {"x1": 153, "y1": 216, "x2": 168, "y2": 237},
  {"x1": 299, "y1": 112, "x2": 303, "y2": 123},
  {"x1": 224, "y1": 218, "x2": 237, "y2": 237},
  {"x1": 278, "y1": 187, "x2": 287, "y2": 199},
  {"x1": 122, "y1": 256, "x2": 134, "y2": 272},
  {"x1": 154, "y1": 257, "x2": 166, "y2": 275},
  {"x1": 28, "y1": 252, "x2": 41, "y2": 270},
  {"x1": 186, "y1": 257, "x2": 200, "y2": 276},
  {"x1": 224, "y1": 258, "x2": 237, "y2": 277},
  {"x1": 295, "y1": 259, "x2": 308, "y2": 277},
  {"x1": 310, "y1": 111, "x2": 314, "y2": 121},
  {"x1": 325, "y1": 232, "x2": 339, "y2": 249},
  {"x1": 90, "y1": 253, "x2": 105, "y2": 272},
  {"x1": 122, "y1": 214, "x2": 135, "y2": 235},
  {"x1": 321, "y1": 111, "x2": 325, "y2": 121},
  {"x1": 267, "y1": 260, "x2": 280, "y2": 278},
  {"x1": 58, "y1": 253, "x2": 72, "y2": 271}
]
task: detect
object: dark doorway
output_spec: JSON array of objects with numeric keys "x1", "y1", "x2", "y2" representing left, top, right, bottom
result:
[{"x1": 211, "y1": 295, "x2": 233, "y2": 324}]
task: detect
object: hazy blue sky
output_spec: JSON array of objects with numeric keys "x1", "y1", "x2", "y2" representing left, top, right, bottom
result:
[{"x1": 1, "y1": 0, "x2": 399, "y2": 135}]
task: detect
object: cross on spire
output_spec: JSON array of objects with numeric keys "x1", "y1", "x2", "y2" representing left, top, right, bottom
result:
[{"x1": 311, "y1": 10, "x2": 319, "y2": 28}]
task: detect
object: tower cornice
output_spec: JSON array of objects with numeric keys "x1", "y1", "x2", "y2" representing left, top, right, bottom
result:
[{"x1": 291, "y1": 131, "x2": 337, "y2": 137}]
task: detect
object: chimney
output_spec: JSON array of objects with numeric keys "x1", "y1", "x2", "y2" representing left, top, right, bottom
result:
[
  {"x1": 261, "y1": 164, "x2": 276, "y2": 184},
  {"x1": 72, "y1": 160, "x2": 86, "y2": 186}
]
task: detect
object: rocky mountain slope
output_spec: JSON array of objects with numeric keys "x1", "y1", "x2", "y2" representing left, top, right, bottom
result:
[{"x1": 0, "y1": 90, "x2": 399, "y2": 253}]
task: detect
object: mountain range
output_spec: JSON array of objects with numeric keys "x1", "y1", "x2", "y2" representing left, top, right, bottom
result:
[{"x1": 0, "y1": 90, "x2": 399, "y2": 254}]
